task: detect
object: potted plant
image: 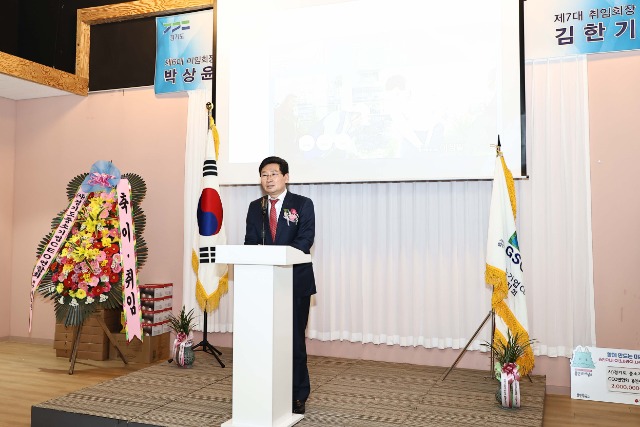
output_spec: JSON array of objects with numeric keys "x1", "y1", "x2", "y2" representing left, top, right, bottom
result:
[
  {"x1": 168, "y1": 306, "x2": 197, "y2": 367},
  {"x1": 482, "y1": 330, "x2": 534, "y2": 408}
]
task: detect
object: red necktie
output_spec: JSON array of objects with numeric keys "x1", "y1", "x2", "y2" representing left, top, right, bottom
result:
[{"x1": 269, "y1": 199, "x2": 278, "y2": 241}]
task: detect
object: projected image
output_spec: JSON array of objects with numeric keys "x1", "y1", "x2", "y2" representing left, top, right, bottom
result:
[
  {"x1": 270, "y1": 28, "x2": 499, "y2": 165},
  {"x1": 272, "y1": 55, "x2": 498, "y2": 163}
]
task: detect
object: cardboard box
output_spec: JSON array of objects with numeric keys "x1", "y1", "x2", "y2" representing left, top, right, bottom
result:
[
  {"x1": 139, "y1": 283, "x2": 173, "y2": 299},
  {"x1": 141, "y1": 320, "x2": 170, "y2": 336},
  {"x1": 141, "y1": 308, "x2": 171, "y2": 324},
  {"x1": 109, "y1": 332, "x2": 170, "y2": 363},
  {"x1": 54, "y1": 309, "x2": 122, "y2": 361},
  {"x1": 140, "y1": 296, "x2": 172, "y2": 311}
]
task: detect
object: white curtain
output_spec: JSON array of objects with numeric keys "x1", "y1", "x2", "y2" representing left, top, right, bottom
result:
[
  {"x1": 520, "y1": 55, "x2": 596, "y2": 356},
  {"x1": 200, "y1": 56, "x2": 595, "y2": 358}
]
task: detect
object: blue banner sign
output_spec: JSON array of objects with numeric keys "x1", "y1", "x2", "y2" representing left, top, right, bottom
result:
[
  {"x1": 526, "y1": 1, "x2": 638, "y2": 59},
  {"x1": 155, "y1": 9, "x2": 213, "y2": 94}
]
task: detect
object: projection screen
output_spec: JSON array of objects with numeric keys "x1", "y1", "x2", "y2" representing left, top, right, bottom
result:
[{"x1": 216, "y1": 0, "x2": 525, "y2": 183}]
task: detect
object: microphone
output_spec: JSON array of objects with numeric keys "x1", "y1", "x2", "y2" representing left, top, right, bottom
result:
[{"x1": 261, "y1": 195, "x2": 267, "y2": 245}]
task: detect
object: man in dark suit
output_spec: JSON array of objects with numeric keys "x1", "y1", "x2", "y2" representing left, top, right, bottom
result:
[{"x1": 244, "y1": 156, "x2": 316, "y2": 415}]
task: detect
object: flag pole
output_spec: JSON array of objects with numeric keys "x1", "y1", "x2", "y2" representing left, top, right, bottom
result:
[
  {"x1": 440, "y1": 135, "x2": 502, "y2": 383},
  {"x1": 187, "y1": 101, "x2": 225, "y2": 368}
]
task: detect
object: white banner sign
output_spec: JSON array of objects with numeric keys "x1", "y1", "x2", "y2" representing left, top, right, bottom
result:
[{"x1": 571, "y1": 346, "x2": 640, "y2": 405}]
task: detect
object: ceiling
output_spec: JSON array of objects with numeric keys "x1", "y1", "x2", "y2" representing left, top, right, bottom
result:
[{"x1": 0, "y1": 73, "x2": 74, "y2": 101}]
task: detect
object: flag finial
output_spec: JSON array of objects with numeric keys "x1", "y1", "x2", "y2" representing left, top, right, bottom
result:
[{"x1": 496, "y1": 135, "x2": 502, "y2": 156}]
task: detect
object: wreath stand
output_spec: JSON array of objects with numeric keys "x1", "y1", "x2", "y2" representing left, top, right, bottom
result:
[{"x1": 67, "y1": 315, "x2": 128, "y2": 375}]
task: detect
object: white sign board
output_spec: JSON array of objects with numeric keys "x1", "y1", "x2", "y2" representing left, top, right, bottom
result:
[{"x1": 571, "y1": 346, "x2": 640, "y2": 405}]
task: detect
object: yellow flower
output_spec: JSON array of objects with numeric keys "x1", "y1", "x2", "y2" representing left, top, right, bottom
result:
[
  {"x1": 71, "y1": 246, "x2": 99, "y2": 262},
  {"x1": 69, "y1": 290, "x2": 76, "y2": 298},
  {"x1": 56, "y1": 283, "x2": 64, "y2": 294},
  {"x1": 61, "y1": 248, "x2": 69, "y2": 257},
  {"x1": 85, "y1": 248, "x2": 99, "y2": 259},
  {"x1": 89, "y1": 196, "x2": 103, "y2": 211},
  {"x1": 85, "y1": 218, "x2": 99, "y2": 233},
  {"x1": 101, "y1": 236, "x2": 113, "y2": 247},
  {"x1": 70, "y1": 248, "x2": 85, "y2": 262},
  {"x1": 83, "y1": 273, "x2": 91, "y2": 281},
  {"x1": 76, "y1": 289, "x2": 87, "y2": 299},
  {"x1": 62, "y1": 264, "x2": 74, "y2": 274}
]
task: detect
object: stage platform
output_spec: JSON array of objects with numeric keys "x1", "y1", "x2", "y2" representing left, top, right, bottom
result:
[{"x1": 32, "y1": 347, "x2": 546, "y2": 426}]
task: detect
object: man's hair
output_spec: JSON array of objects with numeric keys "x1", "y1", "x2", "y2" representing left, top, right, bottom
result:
[{"x1": 259, "y1": 156, "x2": 289, "y2": 175}]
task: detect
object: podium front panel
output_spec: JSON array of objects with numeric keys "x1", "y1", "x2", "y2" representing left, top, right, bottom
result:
[{"x1": 230, "y1": 264, "x2": 294, "y2": 426}]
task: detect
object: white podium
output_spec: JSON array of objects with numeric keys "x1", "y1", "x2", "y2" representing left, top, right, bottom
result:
[{"x1": 217, "y1": 245, "x2": 310, "y2": 427}]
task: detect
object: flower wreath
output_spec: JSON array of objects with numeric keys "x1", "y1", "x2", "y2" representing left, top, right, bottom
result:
[{"x1": 34, "y1": 161, "x2": 148, "y2": 327}]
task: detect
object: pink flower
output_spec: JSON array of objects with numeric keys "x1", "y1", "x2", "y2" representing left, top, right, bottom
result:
[
  {"x1": 112, "y1": 253, "x2": 123, "y2": 273},
  {"x1": 290, "y1": 209, "x2": 297, "y2": 215}
]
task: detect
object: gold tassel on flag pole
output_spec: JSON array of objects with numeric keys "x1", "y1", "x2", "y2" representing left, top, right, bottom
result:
[{"x1": 206, "y1": 102, "x2": 221, "y2": 162}]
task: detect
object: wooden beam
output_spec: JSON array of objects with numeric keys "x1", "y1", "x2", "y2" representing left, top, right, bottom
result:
[
  {"x1": 76, "y1": 0, "x2": 213, "y2": 81},
  {"x1": 78, "y1": 0, "x2": 213, "y2": 24},
  {"x1": 75, "y1": 19, "x2": 91, "y2": 81},
  {"x1": 0, "y1": 52, "x2": 88, "y2": 96}
]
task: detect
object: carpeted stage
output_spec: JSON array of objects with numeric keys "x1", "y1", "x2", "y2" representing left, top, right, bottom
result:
[{"x1": 32, "y1": 348, "x2": 546, "y2": 426}]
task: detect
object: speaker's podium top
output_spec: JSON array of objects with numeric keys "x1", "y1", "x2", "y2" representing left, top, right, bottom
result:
[{"x1": 216, "y1": 245, "x2": 311, "y2": 266}]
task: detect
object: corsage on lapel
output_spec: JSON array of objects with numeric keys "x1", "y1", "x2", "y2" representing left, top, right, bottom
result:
[{"x1": 283, "y1": 208, "x2": 299, "y2": 225}]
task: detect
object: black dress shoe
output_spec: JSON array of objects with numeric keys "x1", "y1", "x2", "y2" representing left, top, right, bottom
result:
[{"x1": 292, "y1": 399, "x2": 306, "y2": 414}]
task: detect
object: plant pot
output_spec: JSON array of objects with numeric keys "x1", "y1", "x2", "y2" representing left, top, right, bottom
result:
[{"x1": 175, "y1": 343, "x2": 195, "y2": 368}]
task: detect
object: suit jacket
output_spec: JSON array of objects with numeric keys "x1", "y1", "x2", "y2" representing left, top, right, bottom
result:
[{"x1": 244, "y1": 191, "x2": 316, "y2": 297}]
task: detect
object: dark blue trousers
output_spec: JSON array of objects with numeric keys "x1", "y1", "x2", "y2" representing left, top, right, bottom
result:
[{"x1": 292, "y1": 296, "x2": 311, "y2": 401}]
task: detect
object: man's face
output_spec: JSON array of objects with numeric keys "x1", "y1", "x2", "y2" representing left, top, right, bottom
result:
[{"x1": 260, "y1": 163, "x2": 289, "y2": 198}]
